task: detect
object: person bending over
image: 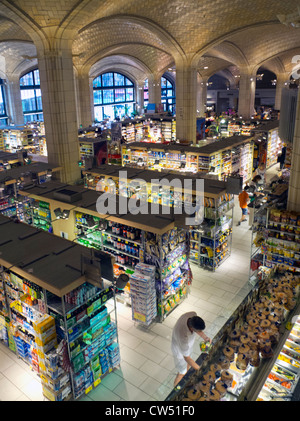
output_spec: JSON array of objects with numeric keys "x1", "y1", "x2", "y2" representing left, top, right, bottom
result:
[{"x1": 171, "y1": 312, "x2": 211, "y2": 387}]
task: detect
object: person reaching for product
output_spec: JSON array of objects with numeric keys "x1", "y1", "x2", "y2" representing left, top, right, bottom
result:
[
  {"x1": 171, "y1": 312, "x2": 211, "y2": 387},
  {"x1": 237, "y1": 185, "x2": 250, "y2": 226}
]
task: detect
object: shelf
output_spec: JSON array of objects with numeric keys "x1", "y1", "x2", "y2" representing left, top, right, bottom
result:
[{"x1": 103, "y1": 243, "x2": 140, "y2": 259}]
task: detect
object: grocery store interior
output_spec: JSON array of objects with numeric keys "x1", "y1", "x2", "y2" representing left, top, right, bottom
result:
[{"x1": 0, "y1": 0, "x2": 300, "y2": 403}]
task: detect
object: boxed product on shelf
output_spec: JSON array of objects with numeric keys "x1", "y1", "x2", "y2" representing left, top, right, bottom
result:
[
  {"x1": 130, "y1": 263, "x2": 157, "y2": 325},
  {"x1": 42, "y1": 382, "x2": 72, "y2": 402}
]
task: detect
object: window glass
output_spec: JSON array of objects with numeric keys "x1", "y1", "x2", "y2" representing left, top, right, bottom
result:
[
  {"x1": 115, "y1": 88, "x2": 125, "y2": 102},
  {"x1": 125, "y1": 77, "x2": 133, "y2": 86},
  {"x1": 93, "y1": 90, "x2": 102, "y2": 105},
  {"x1": 102, "y1": 89, "x2": 114, "y2": 104},
  {"x1": 20, "y1": 70, "x2": 43, "y2": 120},
  {"x1": 93, "y1": 72, "x2": 135, "y2": 121},
  {"x1": 114, "y1": 73, "x2": 125, "y2": 86},
  {"x1": 126, "y1": 88, "x2": 134, "y2": 102},
  {"x1": 93, "y1": 76, "x2": 102, "y2": 88},
  {"x1": 0, "y1": 86, "x2": 6, "y2": 116},
  {"x1": 94, "y1": 106, "x2": 103, "y2": 122},
  {"x1": 102, "y1": 73, "x2": 114, "y2": 87},
  {"x1": 20, "y1": 72, "x2": 34, "y2": 86},
  {"x1": 35, "y1": 89, "x2": 43, "y2": 110},
  {"x1": 33, "y1": 69, "x2": 40, "y2": 85},
  {"x1": 21, "y1": 89, "x2": 36, "y2": 112}
]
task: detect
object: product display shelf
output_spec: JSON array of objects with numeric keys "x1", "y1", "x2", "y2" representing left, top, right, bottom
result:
[
  {"x1": 15, "y1": 181, "x2": 193, "y2": 324},
  {"x1": 0, "y1": 267, "x2": 72, "y2": 400},
  {"x1": 0, "y1": 214, "x2": 119, "y2": 401},
  {"x1": 190, "y1": 194, "x2": 234, "y2": 271},
  {"x1": 165, "y1": 265, "x2": 300, "y2": 402},
  {"x1": 121, "y1": 136, "x2": 254, "y2": 180},
  {"x1": 257, "y1": 316, "x2": 300, "y2": 401},
  {"x1": 248, "y1": 203, "x2": 268, "y2": 286},
  {"x1": 74, "y1": 211, "x2": 191, "y2": 323},
  {"x1": 260, "y1": 208, "x2": 300, "y2": 273},
  {"x1": 82, "y1": 165, "x2": 233, "y2": 270},
  {"x1": 45, "y1": 281, "x2": 119, "y2": 401}
]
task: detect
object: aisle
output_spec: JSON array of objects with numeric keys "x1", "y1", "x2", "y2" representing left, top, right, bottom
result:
[{"x1": 0, "y1": 165, "x2": 279, "y2": 401}]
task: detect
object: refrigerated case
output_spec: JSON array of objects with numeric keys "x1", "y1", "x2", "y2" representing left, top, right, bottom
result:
[{"x1": 165, "y1": 265, "x2": 300, "y2": 402}]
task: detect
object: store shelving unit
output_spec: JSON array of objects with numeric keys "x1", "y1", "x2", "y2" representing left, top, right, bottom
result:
[
  {"x1": 0, "y1": 214, "x2": 119, "y2": 401},
  {"x1": 190, "y1": 193, "x2": 234, "y2": 271},
  {"x1": 257, "y1": 315, "x2": 300, "y2": 401},
  {"x1": 251, "y1": 120, "x2": 282, "y2": 170},
  {"x1": 82, "y1": 164, "x2": 234, "y2": 271},
  {"x1": 16, "y1": 181, "x2": 193, "y2": 323},
  {"x1": 122, "y1": 135, "x2": 254, "y2": 181}
]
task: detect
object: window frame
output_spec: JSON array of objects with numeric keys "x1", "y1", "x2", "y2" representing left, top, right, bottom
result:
[
  {"x1": 93, "y1": 72, "x2": 136, "y2": 122},
  {"x1": 20, "y1": 69, "x2": 43, "y2": 121}
]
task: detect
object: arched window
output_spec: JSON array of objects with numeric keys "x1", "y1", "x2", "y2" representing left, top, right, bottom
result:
[
  {"x1": 161, "y1": 76, "x2": 175, "y2": 114},
  {"x1": 93, "y1": 72, "x2": 135, "y2": 122},
  {"x1": 20, "y1": 69, "x2": 43, "y2": 123},
  {"x1": 0, "y1": 79, "x2": 8, "y2": 126}
]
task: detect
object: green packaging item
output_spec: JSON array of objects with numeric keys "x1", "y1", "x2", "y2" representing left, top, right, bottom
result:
[
  {"x1": 91, "y1": 356, "x2": 100, "y2": 371},
  {"x1": 93, "y1": 366, "x2": 102, "y2": 380}
]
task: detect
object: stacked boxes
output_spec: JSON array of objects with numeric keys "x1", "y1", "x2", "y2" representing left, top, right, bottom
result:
[
  {"x1": 130, "y1": 263, "x2": 157, "y2": 325},
  {"x1": 33, "y1": 314, "x2": 71, "y2": 401},
  {"x1": 99, "y1": 348, "x2": 111, "y2": 375},
  {"x1": 107, "y1": 342, "x2": 120, "y2": 368}
]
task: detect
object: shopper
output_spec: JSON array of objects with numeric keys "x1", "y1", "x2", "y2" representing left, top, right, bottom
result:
[
  {"x1": 171, "y1": 312, "x2": 211, "y2": 387},
  {"x1": 249, "y1": 175, "x2": 264, "y2": 197},
  {"x1": 278, "y1": 145, "x2": 286, "y2": 170},
  {"x1": 237, "y1": 185, "x2": 250, "y2": 226},
  {"x1": 254, "y1": 162, "x2": 266, "y2": 185}
]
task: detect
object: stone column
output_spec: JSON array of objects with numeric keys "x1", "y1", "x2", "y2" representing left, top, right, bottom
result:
[
  {"x1": 136, "y1": 81, "x2": 144, "y2": 114},
  {"x1": 176, "y1": 63, "x2": 197, "y2": 143},
  {"x1": 147, "y1": 74, "x2": 161, "y2": 111},
  {"x1": 238, "y1": 71, "x2": 256, "y2": 119},
  {"x1": 287, "y1": 88, "x2": 300, "y2": 212},
  {"x1": 5, "y1": 74, "x2": 24, "y2": 125},
  {"x1": 76, "y1": 71, "x2": 94, "y2": 127},
  {"x1": 37, "y1": 45, "x2": 81, "y2": 184},
  {"x1": 196, "y1": 74, "x2": 208, "y2": 117},
  {"x1": 274, "y1": 74, "x2": 289, "y2": 111}
]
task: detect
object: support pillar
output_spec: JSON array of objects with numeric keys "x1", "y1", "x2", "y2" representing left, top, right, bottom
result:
[
  {"x1": 196, "y1": 74, "x2": 208, "y2": 117},
  {"x1": 274, "y1": 74, "x2": 289, "y2": 111},
  {"x1": 147, "y1": 74, "x2": 161, "y2": 111},
  {"x1": 37, "y1": 45, "x2": 81, "y2": 184},
  {"x1": 238, "y1": 72, "x2": 256, "y2": 119},
  {"x1": 136, "y1": 81, "x2": 145, "y2": 115},
  {"x1": 176, "y1": 64, "x2": 197, "y2": 144},
  {"x1": 6, "y1": 74, "x2": 24, "y2": 125},
  {"x1": 76, "y1": 71, "x2": 94, "y2": 127},
  {"x1": 287, "y1": 88, "x2": 300, "y2": 212}
]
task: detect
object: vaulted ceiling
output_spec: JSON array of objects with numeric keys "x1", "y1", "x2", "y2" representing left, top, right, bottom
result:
[{"x1": 0, "y1": 0, "x2": 299, "y2": 83}]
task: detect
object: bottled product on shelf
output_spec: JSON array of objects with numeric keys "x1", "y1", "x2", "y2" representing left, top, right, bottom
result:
[{"x1": 190, "y1": 193, "x2": 234, "y2": 271}]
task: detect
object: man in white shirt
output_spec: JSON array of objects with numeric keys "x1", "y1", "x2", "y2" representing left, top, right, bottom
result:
[{"x1": 171, "y1": 312, "x2": 211, "y2": 387}]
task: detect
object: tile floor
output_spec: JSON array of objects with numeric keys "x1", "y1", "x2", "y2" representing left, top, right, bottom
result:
[{"x1": 0, "y1": 164, "x2": 280, "y2": 402}]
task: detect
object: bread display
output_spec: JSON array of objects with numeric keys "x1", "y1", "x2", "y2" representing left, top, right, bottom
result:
[
  {"x1": 187, "y1": 387, "x2": 201, "y2": 400},
  {"x1": 176, "y1": 268, "x2": 300, "y2": 402}
]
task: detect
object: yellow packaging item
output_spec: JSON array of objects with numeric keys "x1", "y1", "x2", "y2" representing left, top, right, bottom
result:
[
  {"x1": 33, "y1": 314, "x2": 55, "y2": 334},
  {"x1": 35, "y1": 330, "x2": 57, "y2": 347},
  {"x1": 35, "y1": 325, "x2": 56, "y2": 345}
]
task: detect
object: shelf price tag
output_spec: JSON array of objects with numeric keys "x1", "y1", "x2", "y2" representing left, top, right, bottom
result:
[
  {"x1": 94, "y1": 378, "x2": 101, "y2": 387},
  {"x1": 133, "y1": 312, "x2": 146, "y2": 323},
  {"x1": 85, "y1": 385, "x2": 93, "y2": 394}
]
